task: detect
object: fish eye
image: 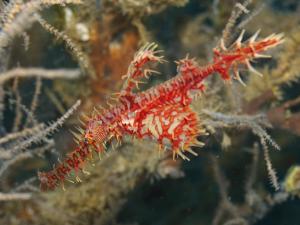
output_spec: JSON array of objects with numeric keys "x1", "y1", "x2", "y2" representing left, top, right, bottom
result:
[
  {"x1": 84, "y1": 132, "x2": 93, "y2": 144},
  {"x1": 83, "y1": 137, "x2": 89, "y2": 145}
]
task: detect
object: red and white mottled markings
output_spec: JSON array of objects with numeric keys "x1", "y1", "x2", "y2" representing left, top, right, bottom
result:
[{"x1": 134, "y1": 104, "x2": 204, "y2": 159}]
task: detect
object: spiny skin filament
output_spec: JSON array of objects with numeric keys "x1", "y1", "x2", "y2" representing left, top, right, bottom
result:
[{"x1": 38, "y1": 30, "x2": 284, "y2": 190}]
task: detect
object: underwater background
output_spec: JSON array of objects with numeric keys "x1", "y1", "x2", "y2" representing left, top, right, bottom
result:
[{"x1": 0, "y1": 0, "x2": 300, "y2": 225}]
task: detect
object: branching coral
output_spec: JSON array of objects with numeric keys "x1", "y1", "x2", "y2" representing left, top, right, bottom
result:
[
  {"x1": 35, "y1": 140, "x2": 173, "y2": 225},
  {"x1": 0, "y1": 0, "x2": 82, "y2": 49},
  {"x1": 104, "y1": 0, "x2": 189, "y2": 17},
  {"x1": 211, "y1": 144, "x2": 289, "y2": 225},
  {"x1": 0, "y1": 68, "x2": 81, "y2": 84},
  {"x1": 202, "y1": 111, "x2": 280, "y2": 189},
  {"x1": 0, "y1": 0, "x2": 83, "y2": 203}
]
